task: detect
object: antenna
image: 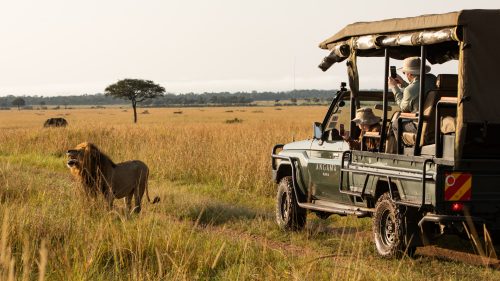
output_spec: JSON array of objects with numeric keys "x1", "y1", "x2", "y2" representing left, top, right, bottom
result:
[{"x1": 293, "y1": 57, "x2": 296, "y2": 91}]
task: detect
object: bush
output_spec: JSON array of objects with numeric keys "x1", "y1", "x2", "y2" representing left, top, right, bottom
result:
[{"x1": 225, "y1": 118, "x2": 243, "y2": 124}]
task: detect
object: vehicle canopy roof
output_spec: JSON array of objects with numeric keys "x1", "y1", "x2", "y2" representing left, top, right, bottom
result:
[
  {"x1": 318, "y1": 10, "x2": 500, "y2": 160},
  {"x1": 320, "y1": 11, "x2": 460, "y2": 49}
]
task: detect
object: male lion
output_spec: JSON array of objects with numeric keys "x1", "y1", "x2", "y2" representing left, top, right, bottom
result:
[{"x1": 66, "y1": 142, "x2": 159, "y2": 213}]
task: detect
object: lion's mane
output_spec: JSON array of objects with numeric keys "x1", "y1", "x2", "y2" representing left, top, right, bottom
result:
[{"x1": 71, "y1": 142, "x2": 116, "y2": 196}]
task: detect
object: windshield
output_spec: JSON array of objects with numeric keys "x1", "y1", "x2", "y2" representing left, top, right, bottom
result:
[{"x1": 323, "y1": 93, "x2": 398, "y2": 142}]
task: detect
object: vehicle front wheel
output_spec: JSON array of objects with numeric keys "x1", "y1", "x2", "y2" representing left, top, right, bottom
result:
[
  {"x1": 275, "y1": 176, "x2": 306, "y2": 230},
  {"x1": 373, "y1": 193, "x2": 415, "y2": 258}
]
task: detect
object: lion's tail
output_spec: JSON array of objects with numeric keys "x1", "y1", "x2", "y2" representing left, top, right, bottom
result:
[{"x1": 145, "y1": 170, "x2": 160, "y2": 204}]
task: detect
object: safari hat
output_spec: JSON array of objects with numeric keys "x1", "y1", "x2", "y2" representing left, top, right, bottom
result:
[
  {"x1": 352, "y1": 107, "x2": 381, "y2": 125},
  {"x1": 398, "y1": 57, "x2": 431, "y2": 75}
]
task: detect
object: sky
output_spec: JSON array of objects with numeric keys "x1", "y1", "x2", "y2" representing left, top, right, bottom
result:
[{"x1": 0, "y1": 0, "x2": 498, "y2": 96}]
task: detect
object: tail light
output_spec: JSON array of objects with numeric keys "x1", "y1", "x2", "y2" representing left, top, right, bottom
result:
[{"x1": 451, "y1": 202, "x2": 464, "y2": 212}]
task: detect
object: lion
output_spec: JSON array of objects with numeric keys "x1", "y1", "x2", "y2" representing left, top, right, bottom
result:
[{"x1": 66, "y1": 142, "x2": 159, "y2": 213}]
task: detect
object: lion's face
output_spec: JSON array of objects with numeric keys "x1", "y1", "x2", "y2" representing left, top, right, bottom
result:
[
  {"x1": 66, "y1": 142, "x2": 89, "y2": 170},
  {"x1": 66, "y1": 149, "x2": 82, "y2": 168}
]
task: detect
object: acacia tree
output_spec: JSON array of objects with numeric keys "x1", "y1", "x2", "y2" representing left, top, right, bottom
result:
[
  {"x1": 12, "y1": 97, "x2": 26, "y2": 110},
  {"x1": 105, "y1": 79, "x2": 165, "y2": 123}
]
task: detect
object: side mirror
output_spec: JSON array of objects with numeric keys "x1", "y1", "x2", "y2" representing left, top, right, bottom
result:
[{"x1": 313, "y1": 122, "x2": 323, "y2": 140}]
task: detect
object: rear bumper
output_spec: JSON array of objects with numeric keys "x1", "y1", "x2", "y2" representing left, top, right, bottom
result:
[{"x1": 418, "y1": 214, "x2": 485, "y2": 228}]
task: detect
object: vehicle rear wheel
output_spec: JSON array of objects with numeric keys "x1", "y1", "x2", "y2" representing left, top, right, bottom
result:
[
  {"x1": 373, "y1": 193, "x2": 415, "y2": 258},
  {"x1": 275, "y1": 176, "x2": 306, "y2": 230}
]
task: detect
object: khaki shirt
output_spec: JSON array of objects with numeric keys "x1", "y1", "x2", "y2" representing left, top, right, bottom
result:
[{"x1": 391, "y1": 74, "x2": 437, "y2": 113}]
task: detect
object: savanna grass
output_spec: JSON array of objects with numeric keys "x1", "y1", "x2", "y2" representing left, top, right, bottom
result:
[{"x1": 0, "y1": 107, "x2": 499, "y2": 280}]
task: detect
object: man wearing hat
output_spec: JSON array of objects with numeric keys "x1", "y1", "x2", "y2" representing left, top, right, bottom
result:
[
  {"x1": 343, "y1": 107, "x2": 381, "y2": 151},
  {"x1": 388, "y1": 57, "x2": 437, "y2": 113},
  {"x1": 386, "y1": 57, "x2": 437, "y2": 150}
]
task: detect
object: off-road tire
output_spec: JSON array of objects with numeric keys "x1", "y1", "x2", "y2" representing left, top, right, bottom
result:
[
  {"x1": 373, "y1": 193, "x2": 415, "y2": 258},
  {"x1": 275, "y1": 176, "x2": 306, "y2": 230}
]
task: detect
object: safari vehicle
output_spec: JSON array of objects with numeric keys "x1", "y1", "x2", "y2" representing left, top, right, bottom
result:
[{"x1": 271, "y1": 10, "x2": 500, "y2": 257}]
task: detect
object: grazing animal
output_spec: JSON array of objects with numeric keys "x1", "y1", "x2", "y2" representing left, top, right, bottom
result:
[
  {"x1": 66, "y1": 142, "x2": 160, "y2": 213},
  {"x1": 44, "y1": 118, "x2": 68, "y2": 127}
]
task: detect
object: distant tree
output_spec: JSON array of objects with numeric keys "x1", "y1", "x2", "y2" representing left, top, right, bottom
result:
[
  {"x1": 290, "y1": 98, "x2": 297, "y2": 103},
  {"x1": 12, "y1": 97, "x2": 25, "y2": 110},
  {"x1": 209, "y1": 96, "x2": 218, "y2": 104},
  {"x1": 105, "y1": 79, "x2": 165, "y2": 123}
]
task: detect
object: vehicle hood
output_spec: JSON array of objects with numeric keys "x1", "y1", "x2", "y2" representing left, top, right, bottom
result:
[{"x1": 282, "y1": 140, "x2": 312, "y2": 151}]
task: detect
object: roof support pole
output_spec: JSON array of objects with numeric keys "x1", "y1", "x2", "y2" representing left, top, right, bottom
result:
[
  {"x1": 414, "y1": 45, "x2": 427, "y2": 156},
  {"x1": 350, "y1": 93, "x2": 357, "y2": 139},
  {"x1": 379, "y1": 49, "x2": 390, "y2": 152}
]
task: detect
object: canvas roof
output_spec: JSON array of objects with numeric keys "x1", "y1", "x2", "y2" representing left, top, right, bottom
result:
[
  {"x1": 319, "y1": 11, "x2": 460, "y2": 49},
  {"x1": 318, "y1": 10, "x2": 500, "y2": 160}
]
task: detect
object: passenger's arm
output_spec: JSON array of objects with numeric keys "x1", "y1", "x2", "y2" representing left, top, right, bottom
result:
[{"x1": 392, "y1": 86, "x2": 416, "y2": 112}]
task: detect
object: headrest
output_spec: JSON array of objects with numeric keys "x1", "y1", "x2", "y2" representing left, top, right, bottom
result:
[{"x1": 436, "y1": 74, "x2": 458, "y2": 90}]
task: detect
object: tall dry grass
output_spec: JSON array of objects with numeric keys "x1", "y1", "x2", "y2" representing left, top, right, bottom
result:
[
  {"x1": 0, "y1": 107, "x2": 320, "y2": 196},
  {"x1": 0, "y1": 106, "x2": 499, "y2": 280}
]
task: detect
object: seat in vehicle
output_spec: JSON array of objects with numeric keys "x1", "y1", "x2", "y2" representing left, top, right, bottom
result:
[{"x1": 401, "y1": 74, "x2": 458, "y2": 149}]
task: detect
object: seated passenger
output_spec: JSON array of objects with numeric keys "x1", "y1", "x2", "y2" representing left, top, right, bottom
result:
[
  {"x1": 384, "y1": 57, "x2": 439, "y2": 154},
  {"x1": 388, "y1": 57, "x2": 437, "y2": 114},
  {"x1": 388, "y1": 57, "x2": 437, "y2": 136},
  {"x1": 343, "y1": 107, "x2": 381, "y2": 151}
]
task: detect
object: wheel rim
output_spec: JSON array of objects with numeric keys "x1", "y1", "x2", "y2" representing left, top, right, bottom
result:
[
  {"x1": 379, "y1": 209, "x2": 396, "y2": 247},
  {"x1": 280, "y1": 191, "x2": 289, "y2": 221}
]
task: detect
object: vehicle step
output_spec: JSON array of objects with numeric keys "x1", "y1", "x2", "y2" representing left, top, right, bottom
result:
[{"x1": 299, "y1": 202, "x2": 372, "y2": 217}]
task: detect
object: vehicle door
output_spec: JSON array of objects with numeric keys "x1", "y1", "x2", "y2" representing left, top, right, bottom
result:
[{"x1": 306, "y1": 98, "x2": 351, "y2": 203}]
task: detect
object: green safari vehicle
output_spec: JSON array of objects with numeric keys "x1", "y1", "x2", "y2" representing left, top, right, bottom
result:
[{"x1": 271, "y1": 10, "x2": 500, "y2": 257}]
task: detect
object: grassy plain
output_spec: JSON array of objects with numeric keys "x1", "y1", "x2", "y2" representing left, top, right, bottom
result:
[{"x1": 0, "y1": 106, "x2": 499, "y2": 280}]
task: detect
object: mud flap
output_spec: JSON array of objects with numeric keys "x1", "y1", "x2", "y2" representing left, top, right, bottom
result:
[
  {"x1": 293, "y1": 160, "x2": 307, "y2": 202},
  {"x1": 403, "y1": 207, "x2": 424, "y2": 248}
]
